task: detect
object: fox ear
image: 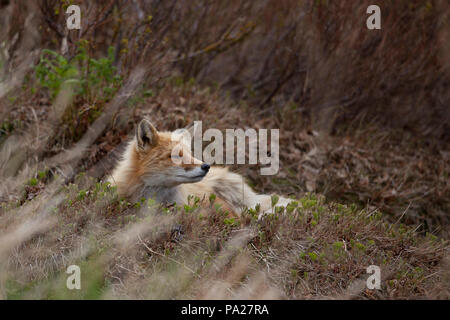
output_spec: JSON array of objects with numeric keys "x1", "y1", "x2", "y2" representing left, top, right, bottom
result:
[{"x1": 136, "y1": 119, "x2": 159, "y2": 151}]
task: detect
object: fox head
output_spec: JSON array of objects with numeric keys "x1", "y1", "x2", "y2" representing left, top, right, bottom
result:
[{"x1": 131, "y1": 119, "x2": 210, "y2": 188}]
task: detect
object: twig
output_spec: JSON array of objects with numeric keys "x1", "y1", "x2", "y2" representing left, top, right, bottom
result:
[{"x1": 137, "y1": 235, "x2": 200, "y2": 278}]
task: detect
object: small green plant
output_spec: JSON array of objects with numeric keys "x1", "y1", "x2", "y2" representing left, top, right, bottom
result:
[
  {"x1": 37, "y1": 170, "x2": 47, "y2": 180},
  {"x1": 285, "y1": 201, "x2": 298, "y2": 214},
  {"x1": 35, "y1": 44, "x2": 122, "y2": 102},
  {"x1": 34, "y1": 44, "x2": 123, "y2": 145},
  {"x1": 77, "y1": 189, "x2": 87, "y2": 201},
  {"x1": 214, "y1": 203, "x2": 223, "y2": 213},
  {"x1": 275, "y1": 206, "x2": 285, "y2": 214},
  {"x1": 246, "y1": 207, "x2": 259, "y2": 220},
  {"x1": 223, "y1": 217, "x2": 239, "y2": 227},
  {"x1": 0, "y1": 120, "x2": 17, "y2": 137},
  {"x1": 269, "y1": 195, "x2": 281, "y2": 214},
  {"x1": 290, "y1": 269, "x2": 298, "y2": 279},
  {"x1": 333, "y1": 241, "x2": 344, "y2": 250},
  {"x1": 271, "y1": 195, "x2": 279, "y2": 208},
  {"x1": 143, "y1": 89, "x2": 154, "y2": 97}
]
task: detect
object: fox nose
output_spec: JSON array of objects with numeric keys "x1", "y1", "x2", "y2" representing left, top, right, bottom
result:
[{"x1": 201, "y1": 163, "x2": 210, "y2": 172}]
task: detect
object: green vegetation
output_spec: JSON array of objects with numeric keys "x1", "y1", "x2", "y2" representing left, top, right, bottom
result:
[
  {"x1": 35, "y1": 43, "x2": 122, "y2": 102},
  {"x1": 1, "y1": 180, "x2": 446, "y2": 299}
]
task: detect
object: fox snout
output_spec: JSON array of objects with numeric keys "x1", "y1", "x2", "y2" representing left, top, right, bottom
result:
[{"x1": 201, "y1": 163, "x2": 210, "y2": 172}]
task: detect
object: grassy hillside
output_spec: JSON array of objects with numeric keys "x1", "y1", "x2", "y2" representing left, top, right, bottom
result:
[
  {"x1": 0, "y1": 0, "x2": 449, "y2": 299},
  {"x1": 1, "y1": 176, "x2": 447, "y2": 299}
]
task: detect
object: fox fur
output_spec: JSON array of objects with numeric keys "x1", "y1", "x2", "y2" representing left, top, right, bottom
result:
[{"x1": 109, "y1": 119, "x2": 291, "y2": 216}]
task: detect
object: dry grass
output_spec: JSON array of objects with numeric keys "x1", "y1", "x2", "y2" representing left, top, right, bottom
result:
[
  {"x1": 0, "y1": 0, "x2": 448, "y2": 300},
  {"x1": 0, "y1": 176, "x2": 447, "y2": 299}
]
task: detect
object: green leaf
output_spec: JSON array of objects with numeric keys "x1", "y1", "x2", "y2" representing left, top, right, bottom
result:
[{"x1": 271, "y1": 195, "x2": 279, "y2": 207}]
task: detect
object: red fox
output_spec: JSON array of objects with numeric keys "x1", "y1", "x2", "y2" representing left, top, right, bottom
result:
[{"x1": 109, "y1": 119, "x2": 292, "y2": 216}]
